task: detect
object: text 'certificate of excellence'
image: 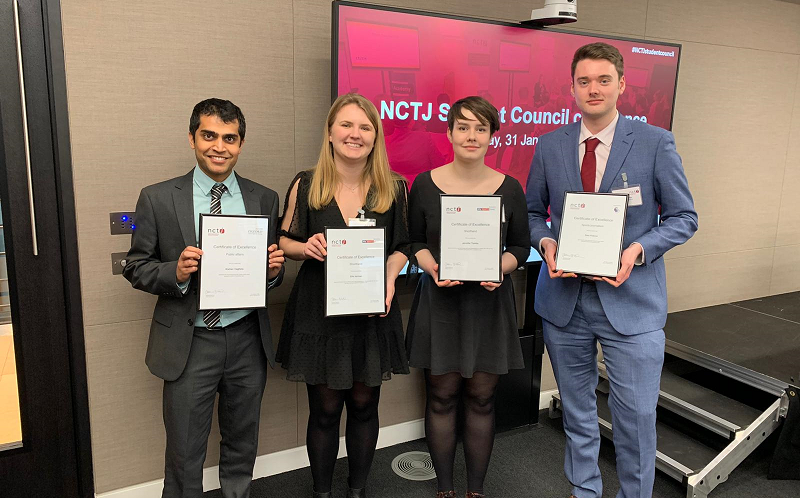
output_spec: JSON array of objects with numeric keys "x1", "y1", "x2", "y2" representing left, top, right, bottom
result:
[
  {"x1": 198, "y1": 214, "x2": 270, "y2": 310},
  {"x1": 325, "y1": 227, "x2": 387, "y2": 317},
  {"x1": 556, "y1": 192, "x2": 628, "y2": 278},
  {"x1": 439, "y1": 195, "x2": 502, "y2": 282}
]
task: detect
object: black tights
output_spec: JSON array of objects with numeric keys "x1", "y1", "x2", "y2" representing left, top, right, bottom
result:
[
  {"x1": 306, "y1": 382, "x2": 381, "y2": 493},
  {"x1": 424, "y1": 370, "x2": 500, "y2": 494}
]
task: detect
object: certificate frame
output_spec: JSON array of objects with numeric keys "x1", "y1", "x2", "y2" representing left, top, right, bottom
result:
[
  {"x1": 555, "y1": 191, "x2": 628, "y2": 278},
  {"x1": 438, "y1": 194, "x2": 503, "y2": 283},
  {"x1": 324, "y1": 226, "x2": 388, "y2": 317},
  {"x1": 197, "y1": 213, "x2": 270, "y2": 311}
]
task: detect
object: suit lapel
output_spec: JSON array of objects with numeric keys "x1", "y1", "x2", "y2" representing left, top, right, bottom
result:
[
  {"x1": 559, "y1": 122, "x2": 583, "y2": 192},
  {"x1": 237, "y1": 173, "x2": 261, "y2": 215},
  {"x1": 599, "y1": 117, "x2": 634, "y2": 193},
  {"x1": 173, "y1": 170, "x2": 196, "y2": 248}
]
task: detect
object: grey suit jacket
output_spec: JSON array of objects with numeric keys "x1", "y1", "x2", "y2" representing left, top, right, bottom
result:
[{"x1": 124, "y1": 169, "x2": 283, "y2": 381}]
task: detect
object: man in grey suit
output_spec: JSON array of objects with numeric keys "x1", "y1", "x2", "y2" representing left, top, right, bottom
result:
[
  {"x1": 124, "y1": 99, "x2": 285, "y2": 498},
  {"x1": 526, "y1": 43, "x2": 698, "y2": 498}
]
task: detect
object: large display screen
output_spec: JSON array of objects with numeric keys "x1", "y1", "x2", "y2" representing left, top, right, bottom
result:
[{"x1": 333, "y1": 1, "x2": 681, "y2": 190}]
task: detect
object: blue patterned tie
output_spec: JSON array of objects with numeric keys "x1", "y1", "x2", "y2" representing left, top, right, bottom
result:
[{"x1": 203, "y1": 183, "x2": 227, "y2": 328}]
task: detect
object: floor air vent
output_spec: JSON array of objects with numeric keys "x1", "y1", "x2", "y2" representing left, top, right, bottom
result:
[{"x1": 391, "y1": 451, "x2": 436, "y2": 481}]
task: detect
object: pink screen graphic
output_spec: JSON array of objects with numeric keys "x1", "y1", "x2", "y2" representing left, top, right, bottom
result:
[
  {"x1": 346, "y1": 21, "x2": 421, "y2": 69},
  {"x1": 499, "y1": 42, "x2": 531, "y2": 72},
  {"x1": 335, "y1": 5, "x2": 680, "y2": 188}
]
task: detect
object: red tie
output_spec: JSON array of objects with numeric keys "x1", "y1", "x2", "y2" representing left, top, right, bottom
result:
[{"x1": 581, "y1": 138, "x2": 600, "y2": 192}]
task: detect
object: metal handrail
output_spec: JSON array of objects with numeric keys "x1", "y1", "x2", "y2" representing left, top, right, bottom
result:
[{"x1": 13, "y1": 0, "x2": 39, "y2": 256}]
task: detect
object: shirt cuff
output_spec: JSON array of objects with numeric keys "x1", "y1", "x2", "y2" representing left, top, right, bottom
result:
[
  {"x1": 632, "y1": 242, "x2": 645, "y2": 266},
  {"x1": 267, "y1": 275, "x2": 279, "y2": 290},
  {"x1": 539, "y1": 237, "x2": 557, "y2": 256},
  {"x1": 177, "y1": 279, "x2": 189, "y2": 294}
]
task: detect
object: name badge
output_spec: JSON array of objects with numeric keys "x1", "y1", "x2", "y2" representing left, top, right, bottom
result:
[
  {"x1": 348, "y1": 217, "x2": 376, "y2": 227},
  {"x1": 611, "y1": 184, "x2": 643, "y2": 207}
]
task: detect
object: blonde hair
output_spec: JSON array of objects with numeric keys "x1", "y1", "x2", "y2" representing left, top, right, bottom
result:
[{"x1": 309, "y1": 93, "x2": 402, "y2": 213}]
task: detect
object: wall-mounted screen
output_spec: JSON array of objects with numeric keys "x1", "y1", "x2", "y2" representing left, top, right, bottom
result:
[
  {"x1": 332, "y1": 1, "x2": 681, "y2": 264},
  {"x1": 333, "y1": 1, "x2": 681, "y2": 188}
]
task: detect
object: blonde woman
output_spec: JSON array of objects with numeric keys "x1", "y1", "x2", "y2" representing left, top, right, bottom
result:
[{"x1": 277, "y1": 93, "x2": 410, "y2": 498}]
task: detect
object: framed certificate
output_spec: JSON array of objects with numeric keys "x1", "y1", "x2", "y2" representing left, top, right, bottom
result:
[
  {"x1": 325, "y1": 227, "x2": 387, "y2": 317},
  {"x1": 439, "y1": 194, "x2": 502, "y2": 282},
  {"x1": 198, "y1": 214, "x2": 270, "y2": 311},
  {"x1": 556, "y1": 191, "x2": 628, "y2": 278}
]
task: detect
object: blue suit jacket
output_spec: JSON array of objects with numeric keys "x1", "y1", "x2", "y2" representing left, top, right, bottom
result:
[{"x1": 526, "y1": 117, "x2": 698, "y2": 335}]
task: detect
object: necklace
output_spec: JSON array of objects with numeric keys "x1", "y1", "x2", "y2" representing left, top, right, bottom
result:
[{"x1": 340, "y1": 181, "x2": 360, "y2": 193}]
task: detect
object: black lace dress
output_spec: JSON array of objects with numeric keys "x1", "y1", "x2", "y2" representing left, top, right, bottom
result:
[
  {"x1": 405, "y1": 170, "x2": 532, "y2": 377},
  {"x1": 276, "y1": 170, "x2": 411, "y2": 389}
]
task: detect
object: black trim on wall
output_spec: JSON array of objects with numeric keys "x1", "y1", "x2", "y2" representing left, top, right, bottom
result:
[
  {"x1": 42, "y1": 0, "x2": 94, "y2": 495},
  {"x1": 0, "y1": 0, "x2": 82, "y2": 494}
]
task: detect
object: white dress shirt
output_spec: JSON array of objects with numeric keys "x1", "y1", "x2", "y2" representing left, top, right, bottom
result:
[
  {"x1": 579, "y1": 111, "x2": 619, "y2": 192},
  {"x1": 538, "y1": 111, "x2": 644, "y2": 266}
]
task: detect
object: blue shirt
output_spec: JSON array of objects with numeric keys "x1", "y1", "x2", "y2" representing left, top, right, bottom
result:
[{"x1": 183, "y1": 166, "x2": 251, "y2": 328}]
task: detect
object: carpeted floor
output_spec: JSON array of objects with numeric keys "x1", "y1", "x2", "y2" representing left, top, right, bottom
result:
[{"x1": 205, "y1": 411, "x2": 798, "y2": 497}]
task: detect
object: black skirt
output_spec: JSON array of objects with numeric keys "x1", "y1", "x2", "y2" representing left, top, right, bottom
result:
[{"x1": 406, "y1": 273, "x2": 524, "y2": 377}]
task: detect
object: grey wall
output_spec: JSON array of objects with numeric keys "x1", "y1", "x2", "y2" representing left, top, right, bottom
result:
[{"x1": 58, "y1": 0, "x2": 800, "y2": 493}]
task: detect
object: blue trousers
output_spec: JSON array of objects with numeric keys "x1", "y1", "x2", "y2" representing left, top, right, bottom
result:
[{"x1": 543, "y1": 280, "x2": 664, "y2": 498}]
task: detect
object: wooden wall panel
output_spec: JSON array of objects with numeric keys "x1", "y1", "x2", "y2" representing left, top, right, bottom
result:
[
  {"x1": 666, "y1": 249, "x2": 774, "y2": 312},
  {"x1": 647, "y1": 0, "x2": 800, "y2": 54},
  {"x1": 771, "y1": 245, "x2": 800, "y2": 295},
  {"x1": 664, "y1": 44, "x2": 797, "y2": 260},
  {"x1": 776, "y1": 63, "x2": 800, "y2": 248}
]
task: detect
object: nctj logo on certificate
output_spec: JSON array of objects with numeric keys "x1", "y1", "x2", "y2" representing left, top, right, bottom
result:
[
  {"x1": 569, "y1": 203, "x2": 587, "y2": 210},
  {"x1": 329, "y1": 239, "x2": 347, "y2": 247},
  {"x1": 207, "y1": 227, "x2": 226, "y2": 236},
  {"x1": 445, "y1": 206, "x2": 462, "y2": 213}
]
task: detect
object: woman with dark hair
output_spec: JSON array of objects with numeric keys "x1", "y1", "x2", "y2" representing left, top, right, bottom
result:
[
  {"x1": 277, "y1": 93, "x2": 410, "y2": 498},
  {"x1": 406, "y1": 96, "x2": 531, "y2": 498}
]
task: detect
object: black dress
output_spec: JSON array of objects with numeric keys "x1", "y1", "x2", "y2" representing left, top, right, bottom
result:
[
  {"x1": 406, "y1": 170, "x2": 531, "y2": 376},
  {"x1": 277, "y1": 170, "x2": 411, "y2": 389}
]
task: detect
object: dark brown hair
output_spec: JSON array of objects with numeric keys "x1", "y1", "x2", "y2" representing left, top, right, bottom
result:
[
  {"x1": 447, "y1": 96, "x2": 501, "y2": 135},
  {"x1": 571, "y1": 42, "x2": 624, "y2": 80}
]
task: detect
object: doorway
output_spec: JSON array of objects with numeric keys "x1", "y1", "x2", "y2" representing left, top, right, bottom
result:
[{"x1": 0, "y1": 0, "x2": 92, "y2": 496}]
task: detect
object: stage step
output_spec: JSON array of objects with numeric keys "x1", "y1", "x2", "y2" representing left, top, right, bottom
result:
[
  {"x1": 597, "y1": 361, "x2": 762, "y2": 439},
  {"x1": 550, "y1": 378, "x2": 786, "y2": 497},
  {"x1": 552, "y1": 390, "x2": 719, "y2": 481},
  {"x1": 548, "y1": 292, "x2": 796, "y2": 498}
]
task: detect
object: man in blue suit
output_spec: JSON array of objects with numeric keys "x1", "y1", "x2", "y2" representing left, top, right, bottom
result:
[{"x1": 526, "y1": 43, "x2": 697, "y2": 498}]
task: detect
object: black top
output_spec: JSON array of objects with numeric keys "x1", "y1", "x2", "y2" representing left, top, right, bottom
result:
[
  {"x1": 276, "y1": 170, "x2": 411, "y2": 389},
  {"x1": 408, "y1": 170, "x2": 531, "y2": 269},
  {"x1": 281, "y1": 170, "x2": 412, "y2": 257},
  {"x1": 405, "y1": 170, "x2": 531, "y2": 376}
]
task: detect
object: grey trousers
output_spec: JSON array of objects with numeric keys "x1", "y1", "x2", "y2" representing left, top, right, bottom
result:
[{"x1": 162, "y1": 313, "x2": 268, "y2": 498}]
